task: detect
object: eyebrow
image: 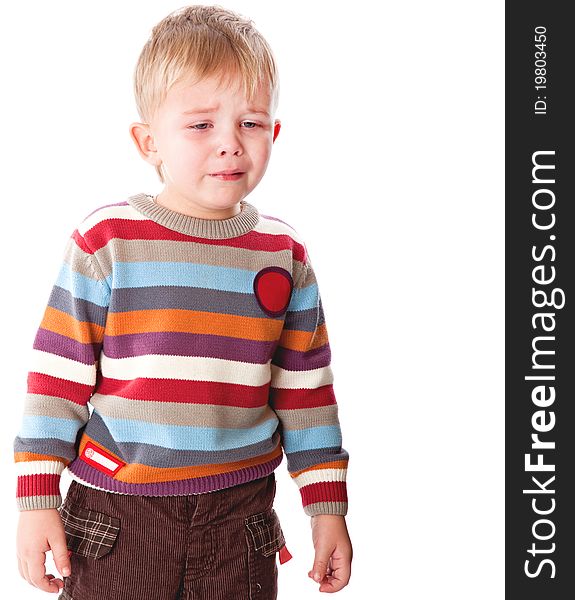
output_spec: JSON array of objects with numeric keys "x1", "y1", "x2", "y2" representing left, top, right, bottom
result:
[
  {"x1": 181, "y1": 107, "x2": 270, "y2": 117},
  {"x1": 182, "y1": 107, "x2": 218, "y2": 115}
]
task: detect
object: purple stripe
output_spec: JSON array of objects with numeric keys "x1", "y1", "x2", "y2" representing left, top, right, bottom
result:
[
  {"x1": 103, "y1": 331, "x2": 275, "y2": 363},
  {"x1": 67, "y1": 453, "x2": 283, "y2": 495},
  {"x1": 272, "y1": 343, "x2": 331, "y2": 370},
  {"x1": 259, "y1": 213, "x2": 295, "y2": 228},
  {"x1": 34, "y1": 328, "x2": 99, "y2": 364},
  {"x1": 85, "y1": 200, "x2": 129, "y2": 219}
]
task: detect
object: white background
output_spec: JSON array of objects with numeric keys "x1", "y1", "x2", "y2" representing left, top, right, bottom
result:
[{"x1": 0, "y1": 1, "x2": 504, "y2": 598}]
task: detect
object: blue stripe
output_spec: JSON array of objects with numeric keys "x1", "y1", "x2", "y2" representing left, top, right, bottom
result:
[
  {"x1": 56, "y1": 262, "x2": 108, "y2": 307},
  {"x1": 18, "y1": 416, "x2": 81, "y2": 443},
  {"x1": 114, "y1": 261, "x2": 261, "y2": 293},
  {"x1": 281, "y1": 425, "x2": 342, "y2": 453},
  {"x1": 287, "y1": 284, "x2": 319, "y2": 312},
  {"x1": 112, "y1": 262, "x2": 319, "y2": 311},
  {"x1": 101, "y1": 415, "x2": 279, "y2": 451}
]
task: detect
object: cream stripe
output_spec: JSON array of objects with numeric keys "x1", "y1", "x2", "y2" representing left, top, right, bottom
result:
[
  {"x1": 78, "y1": 203, "x2": 148, "y2": 236},
  {"x1": 30, "y1": 349, "x2": 96, "y2": 386},
  {"x1": 270, "y1": 364, "x2": 333, "y2": 389},
  {"x1": 15, "y1": 460, "x2": 65, "y2": 477},
  {"x1": 253, "y1": 215, "x2": 304, "y2": 241},
  {"x1": 101, "y1": 353, "x2": 271, "y2": 386},
  {"x1": 292, "y1": 467, "x2": 347, "y2": 488}
]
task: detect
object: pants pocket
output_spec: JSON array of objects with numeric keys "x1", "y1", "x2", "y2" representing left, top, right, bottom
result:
[
  {"x1": 58, "y1": 501, "x2": 120, "y2": 560},
  {"x1": 244, "y1": 509, "x2": 285, "y2": 599}
]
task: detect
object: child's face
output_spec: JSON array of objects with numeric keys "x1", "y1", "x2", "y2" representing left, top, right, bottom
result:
[{"x1": 139, "y1": 72, "x2": 280, "y2": 211}]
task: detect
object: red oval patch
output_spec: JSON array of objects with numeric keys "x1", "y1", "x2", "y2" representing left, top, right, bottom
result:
[{"x1": 253, "y1": 267, "x2": 293, "y2": 317}]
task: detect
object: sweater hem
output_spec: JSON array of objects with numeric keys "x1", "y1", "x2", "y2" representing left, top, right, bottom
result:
[{"x1": 67, "y1": 453, "x2": 284, "y2": 496}]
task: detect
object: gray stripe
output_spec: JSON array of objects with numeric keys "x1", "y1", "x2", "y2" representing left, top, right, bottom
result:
[
  {"x1": 273, "y1": 405, "x2": 342, "y2": 430},
  {"x1": 20, "y1": 394, "x2": 89, "y2": 421},
  {"x1": 49, "y1": 285, "x2": 108, "y2": 326},
  {"x1": 91, "y1": 395, "x2": 276, "y2": 428},
  {"x1": 304, "y1": 501, "x2": 348, "y2": 516},
  {"x1": 17, "y1": 494, "x2": 62, "y2": 511},
  {"x1": 109, "y1": 284, "x2": 277, "y2": 318},
  {"x1": 97, "y1": 236, "x2": 293, "y2": 273},
  {"x1": 284, "y1": 447, "x2": 350, "y2": 472},
  {"x1": 14, "y1": 436, "x2": 77, "y2": 462}
]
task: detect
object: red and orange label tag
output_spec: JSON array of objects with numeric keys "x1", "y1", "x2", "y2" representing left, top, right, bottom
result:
[{"x1": 80, "y1": 441, "x2": 125, "y2": 476}]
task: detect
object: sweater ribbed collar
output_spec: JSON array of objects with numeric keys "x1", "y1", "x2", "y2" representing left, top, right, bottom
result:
[{"x1": 127, "y1": 193, "x2": 259, "y2": 239}]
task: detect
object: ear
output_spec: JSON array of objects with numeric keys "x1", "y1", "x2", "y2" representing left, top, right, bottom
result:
[
  {"x1": 129, "y1": 122, "x2": 161, "y2": 167},
  {"x1": 272, "y1": 120, "x2": 281, "y2": 143}
]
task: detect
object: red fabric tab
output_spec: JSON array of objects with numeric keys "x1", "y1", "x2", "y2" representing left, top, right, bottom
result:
[
  {"x1": 279, "y1": 544, "x2": 293, "y2": 565},
  {"x1": 80, "y1": 441, "x2": 125, "y2": 476}
]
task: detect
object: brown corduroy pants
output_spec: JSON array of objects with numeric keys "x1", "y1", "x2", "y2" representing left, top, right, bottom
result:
[{"x1": 57, "y1": 473, "x2": 286, "y2": 600}]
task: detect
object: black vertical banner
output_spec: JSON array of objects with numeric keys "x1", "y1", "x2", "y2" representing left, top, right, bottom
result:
[{"x1": 507, "y1": 3, "x2": 575, "y2": 598}]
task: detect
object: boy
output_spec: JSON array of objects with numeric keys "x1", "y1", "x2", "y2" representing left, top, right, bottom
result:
[{"x1": 14, "y1": 5, "x2": 352, "y2": 599}]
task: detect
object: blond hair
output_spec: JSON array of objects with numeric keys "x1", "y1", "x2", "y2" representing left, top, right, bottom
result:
[{"x1": 133, "y1": 4, "x2": 280, "y2": 183}]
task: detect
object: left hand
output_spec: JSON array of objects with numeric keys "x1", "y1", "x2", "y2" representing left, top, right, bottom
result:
[{"x1": 308, "y1": 514, "x2": 353, "y2": 593}]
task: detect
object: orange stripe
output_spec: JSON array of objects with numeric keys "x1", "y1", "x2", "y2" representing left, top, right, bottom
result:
[
  {"x1": 290, "y1": 459, "x2": 348, "y2": 478},
  {"x1": 41, "y1": 306, "x2": 105, "y2": 343},
  {"x1": 14, "y1": 452, "x2": 68, "y2": 465},
  {"x1": 106, "y1": 309, "x2": 283, "y2": 341},
  {"x1": 278, "y1": 323, "x2": 329, "y2": 352},
  {"x1": 78, "y1": 434, "x2": 283, "y2": 483}
]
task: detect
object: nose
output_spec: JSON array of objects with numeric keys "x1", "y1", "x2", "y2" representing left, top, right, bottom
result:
[
  {"x1": 217, "y1": 144, "x2": 242, "y2": 157},
  {"x1": 216, "y1": 127, "x2": 243, "y2": 156}
]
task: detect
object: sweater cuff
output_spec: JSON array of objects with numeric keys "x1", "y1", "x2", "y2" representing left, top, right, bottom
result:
[
  {"x1": 16, "y1": 464, "x2": 64, "y2": 511},
  {"x1": 300, "y1": 480, "x2": 348, "y2": 516}
]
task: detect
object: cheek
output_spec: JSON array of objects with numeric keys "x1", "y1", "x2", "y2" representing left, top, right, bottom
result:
[
  {"x1": 169, "y1": 139, "x2": 205, "y2": 167},
  {"x1": 250, "y1": 139, "x2": 273, "y2": 168}
]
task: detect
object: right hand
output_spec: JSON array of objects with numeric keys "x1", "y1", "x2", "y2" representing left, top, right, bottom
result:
[{"x1": 16, "y1": 508, "x2": 71, "y2": 594}]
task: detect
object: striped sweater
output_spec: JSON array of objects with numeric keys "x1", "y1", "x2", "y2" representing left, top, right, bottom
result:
[{"x1": 14, "y1": 193, "x2": 349, "y2": 516}]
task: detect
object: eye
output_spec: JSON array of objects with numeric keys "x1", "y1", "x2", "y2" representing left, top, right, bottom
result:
[
  {"x1": 188, "y1": 123, "x2": 210, "y2": 130},
  {"x1": 187, "y1": 121, "x2": 262, "y2": 131}
]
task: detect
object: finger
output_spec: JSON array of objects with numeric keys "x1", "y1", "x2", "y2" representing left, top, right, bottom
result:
[
  {"x1": 308, "y1": 565, "x2": 333, "y2": 579},
  {"x1": 28, "y1": 551, "x2": 62, "y2": 593},
  {"x1": 46, "y1": 573, "x2": 65, "y2": 591},
  {"x1": 17, "y1": 556, "x2": 25, "y2": 581},
  {"x1": 311, "y1": 547, "x2": 332, "y2": 583},
  {"x1": 320, "y1": 574, "x2": 345, "y2": 593},
  {"x1": 21, "y1": 558, "x2": 32, "y2": 586},
  {"x1": 319, "y1": 561, "x2": 351, "y2": 592},
  {"x1": 50, "y1": 536, "x2": 72, "y2": 579}
]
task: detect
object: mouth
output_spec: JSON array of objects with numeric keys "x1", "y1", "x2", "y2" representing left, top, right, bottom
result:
[{"x1": 209, "y1": 171, "x2": 245, "y2": 180}]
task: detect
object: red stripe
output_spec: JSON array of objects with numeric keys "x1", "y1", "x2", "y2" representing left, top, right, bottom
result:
[
  {"x1": 71, "y1": 229, "x2": 93, "y2": 254},
  {"x1": 83, "y1": 217, "x2": 306, "y2": 262},
  {"x1": 27, "y1": 372, "x2": 94, "y2": 406},
  {"x1": 17, "y1": 473, "x2": 60, "y2": 498},
  {"x1": 300, "y1": 481, "x2": 348, "y2": 507},
  {"x1": 270, "y1": 385, "x2": 336, "y2": 409},
  {"x1": 97, "y1": 376, "x2": 270, "y2": 408}
]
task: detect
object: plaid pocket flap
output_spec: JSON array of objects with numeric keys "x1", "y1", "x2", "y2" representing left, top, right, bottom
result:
[
  {"x1": 245, "y1": 509, "x2": 286, "y2": 557},
  {"x1": 59, "y1": 502, "x2": 120, "y2": 560}
]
